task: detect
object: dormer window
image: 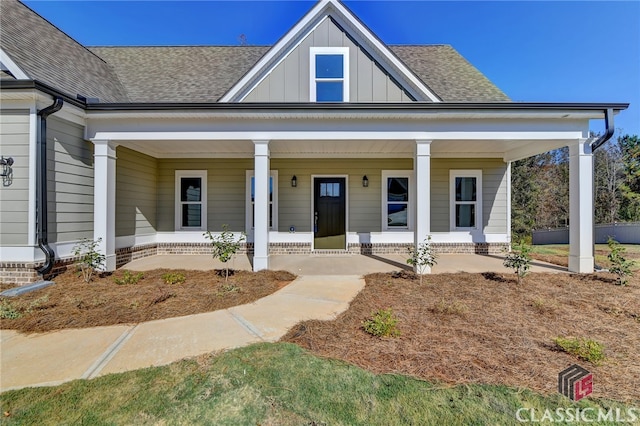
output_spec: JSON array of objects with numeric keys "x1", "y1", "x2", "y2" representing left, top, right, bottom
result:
[{"x1": 310, "y1": 47, "x2": 349, "y2": 102}]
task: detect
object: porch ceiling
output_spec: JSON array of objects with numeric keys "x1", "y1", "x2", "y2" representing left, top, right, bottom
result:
[{"x1": 118, "y1": 138, "x2": 569, "y2": 161}]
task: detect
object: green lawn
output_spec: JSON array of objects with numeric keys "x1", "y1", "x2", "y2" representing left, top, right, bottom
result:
[
  {"x1": 531, "y1": 244, "x2": 640, "y2": 271},
  {"x1": 1, "y1": 343, "x2": 636, "y2": 425}
]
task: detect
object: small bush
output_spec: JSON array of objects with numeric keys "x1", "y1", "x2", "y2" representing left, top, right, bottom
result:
[
  {"x1": 554, "y1": 337, "x2": 606, "y2": 365},
  {"x1": 0, "y1": 299, "x2": 21, "y2": 319},
  {"x1": 432, "y1": 299, "x2": 469, "y2": 316},
  {"x1": 503, "y1": 241, "x2": 532, "y2": 284},
  {"x1": 217, "y1": 283, "x2": 241, "y2": 296},
  {"x1": 204, "y1": 225, "x2": 246, "y2": 282},
  {"x1": 407, "y1": 236, "x2": 438, "y2": 284},
  {"x1": 531, "y1": 298, "x2": 558, "y2": 314},
  {"x1": 72, "y1": 238, "x2": 105, "y2": 283},
  {"x1": 114, "y1": 270, "x2": 144, "y2": 285},
  {"x1": 607, "y1": 238, "x2": 634, "y2": 286},
  {"x1": 162, "y1": 272, "x2": 186, "y2": 285},
  {"x1": 362, "y1": 308, "x2": 400, "y2": 338}
]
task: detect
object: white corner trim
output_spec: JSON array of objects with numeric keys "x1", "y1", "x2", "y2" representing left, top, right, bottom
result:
[
  {"x1": 0, "y1": 48, "x2": 30, "y2": 80},
  {"x1": 28, "y1": 106, "x2": 37, "y2": 245}
]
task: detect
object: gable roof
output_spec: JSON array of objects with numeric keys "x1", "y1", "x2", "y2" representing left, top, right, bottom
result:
[
  {"x1": 1, "y1": 0, "x2": 509, "y2": 104},
  {"x1": 0, "y1": 0, "x2": 129, "y2": 102}
]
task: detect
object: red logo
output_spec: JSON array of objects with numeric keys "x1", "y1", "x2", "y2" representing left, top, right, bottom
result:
[{"x1": 558, "y1": 364, "x2": 593, "y2": 401}]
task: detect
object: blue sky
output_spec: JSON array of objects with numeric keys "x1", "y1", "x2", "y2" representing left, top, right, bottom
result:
[{"x1": 23, "y1": 0, "x2": 640, "y2": 136}]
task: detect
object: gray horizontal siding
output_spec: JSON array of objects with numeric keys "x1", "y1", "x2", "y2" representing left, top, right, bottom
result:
[
  {"x1": 0, "y1": 110, "x2": 30, "y2": 246},
  {"x1": 243, "y1": 18, "x2": 412, "y2": 103},
  {"x1": 116, "y1": 147, "x2": 158, "y2": 237},
  {"x1": 431, "y1": 158, "x2": 508, "y2": 233},
  {"x1": 47, "y1": 116, "x2": 94, "y2": 243}
]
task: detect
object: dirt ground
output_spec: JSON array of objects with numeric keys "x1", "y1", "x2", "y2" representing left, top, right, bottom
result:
[
  {"x1": 0, "y1": 268, "x2": 295, "y2": 333},
  {"x1": 282, "y1": 271, "x2": 640, "y2": 403}
]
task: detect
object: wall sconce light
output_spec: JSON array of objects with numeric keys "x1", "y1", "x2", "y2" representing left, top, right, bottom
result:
[
  {"x1": 362, "y1": 175, "x2": 369, "y2": 187},
  {"x1": 291, "y1": 175, "x2": 297, "y2": 187},
  {"x1": 1, "y1": 156, "x2": 14, "y2": 187}
]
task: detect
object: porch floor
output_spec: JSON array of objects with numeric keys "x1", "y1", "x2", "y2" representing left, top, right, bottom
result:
[{"x1": 121, "y1": 253, "x2": 566, "y2": 275}]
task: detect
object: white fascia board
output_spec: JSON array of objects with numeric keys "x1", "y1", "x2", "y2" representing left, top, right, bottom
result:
[
  {"x1": 0, "y1": 48, "x2": 30, "y2": 80},
  {"x1": 220, "y1": 0, "x2": 333, "y2": 102}
]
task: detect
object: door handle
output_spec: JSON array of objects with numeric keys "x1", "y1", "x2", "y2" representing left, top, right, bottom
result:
[{"x1": 314, "y1": 212, "x2": 318, "y2": 233}]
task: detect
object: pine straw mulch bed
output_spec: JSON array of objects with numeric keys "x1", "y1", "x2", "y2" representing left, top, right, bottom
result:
[
  {"x1": 282, "y1": 271, "x2": 640, "y2": 403},
  {"x1": 0, "y1": 268, "x2": 296, "y2": 333}
]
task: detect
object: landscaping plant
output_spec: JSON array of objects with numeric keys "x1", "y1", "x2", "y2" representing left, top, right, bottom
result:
[
  {"x1": 114, "y1": 270, "x2": 144, "y2": 285},
  {"x1": 607, "y1": 237, "x2": 634, "y2": 286},
  {"x1": 204, "y1": 225, "x2": 246, "y2": 281},
  {"x1": 406, "y1": 236, "x2": 437, "y2": 284},
  {"x1": 362, "y1": 308, "x2": 400, "y2": 337},
  {"x1": 72, "y1": 238, "x2": 105, "y2": 283},
  {"x1": 503, "y1": 241, "x2": 532, "y2": 284},
  {"x1": 554, "y1": 336, "x2": 606, "y2": 365},
  {"x1": 162, "y1": 272, "x2": 186, "y2": 285}
]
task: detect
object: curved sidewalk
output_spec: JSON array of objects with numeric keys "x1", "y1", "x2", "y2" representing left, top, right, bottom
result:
[{"x1": 0, "y1": 275, "x2": 364, "y2": 392}]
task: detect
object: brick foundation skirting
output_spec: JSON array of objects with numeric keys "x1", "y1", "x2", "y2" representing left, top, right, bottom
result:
[{"x1": 2, "y1": 241, "x2": 510, "y2": 285}]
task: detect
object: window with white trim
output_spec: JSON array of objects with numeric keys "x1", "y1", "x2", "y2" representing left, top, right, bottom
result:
[
  {"x1": 175, "y1": 170, "x2": 207, "y2": 231},
  {"x1": 310, "y1": 47, "x2": 349, "y2": 102},
  {"x1": 246, "y1": 170, "x2": 278, "y2": 232},
  {"x1": 382, "y1": 171, "x2": 413, "y2": 230},
  {"x1": 450, "y1": 170, "x2": 482, "y2": 230}
]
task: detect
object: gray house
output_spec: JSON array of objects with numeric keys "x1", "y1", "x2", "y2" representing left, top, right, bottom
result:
[{"x1": 0, "y1": 0, "x2": 627, "y2": 284}]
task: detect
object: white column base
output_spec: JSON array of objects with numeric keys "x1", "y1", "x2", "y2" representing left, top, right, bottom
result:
[
  {"x1": 568, "y1": 255, "x2": 594, "y2": 274},
  {"x1": 253, "y1": 255, "x2": 269, "y2": 272},
  {"x1": 105, "y1": 254, "x2": 117, "y2": 272}
]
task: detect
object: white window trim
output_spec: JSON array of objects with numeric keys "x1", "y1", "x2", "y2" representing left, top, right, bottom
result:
[
  {"x1": 309, "y1": 46, "x2": 350, "y2": 102},
  {"x1": 449, "y1": 170, "x2": 482, "y2": 231},
  {"x1": 175, "y1": 170, "x2": 207, "y2": 231},
  {"x1": 382, "y1": 170, "x2": 414, "y2": 231},
  {"x1": 246, "y1": 170, "x2": 279, "y2": 234}
]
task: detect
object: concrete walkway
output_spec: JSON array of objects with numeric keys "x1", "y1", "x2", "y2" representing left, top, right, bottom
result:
[{"x1": 0, "y1": 275, "x2": 364, "y2": 392}]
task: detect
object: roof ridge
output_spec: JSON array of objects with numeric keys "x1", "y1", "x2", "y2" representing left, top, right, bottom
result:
[{"x1": 15, "y1": 0, "x2": 110, "y2": 65}]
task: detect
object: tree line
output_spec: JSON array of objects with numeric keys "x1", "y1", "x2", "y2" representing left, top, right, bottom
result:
[{"x1": 511, "y1": 134, "x2": 640, "y2": 240}]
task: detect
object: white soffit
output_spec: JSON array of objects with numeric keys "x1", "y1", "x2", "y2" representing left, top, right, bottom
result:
[{"x1": 219, "y1": 0, "x2": 440, "y2": 102}]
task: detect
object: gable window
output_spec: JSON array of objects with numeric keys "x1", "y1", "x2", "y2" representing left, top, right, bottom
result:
[
  {"x1": 382, "y1": 171, "x2": 413, "y2": 230},
  {"x1": 450, "y1": 170, "x2": 482, "y2": 231},
  {"x1": 246, "y1": 170, "x2": 278, "y2": 232},
  {"x1": 175, "y1": 170, "x2": 207, "y2": 231},
  {"x1": 310, "y1": 47, "x2": 349, "y2": 102}
]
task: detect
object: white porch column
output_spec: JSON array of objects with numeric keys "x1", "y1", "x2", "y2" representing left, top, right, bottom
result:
[
  {"x1": 414, "y1": 140, "x2": 432, "y2": 274},
  {"x1": 253, "y1": 140, "x2": 270, "y2": 271},
  {"x1": 568, "y1": 139, "x2": 594, "y2": 273},
  {"x1": 93, "y1": 140, "x2": 117, "y2": 271}
]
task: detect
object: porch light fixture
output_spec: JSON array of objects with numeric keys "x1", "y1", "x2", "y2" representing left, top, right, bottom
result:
[
  {"x1": 1, "y1": 156, "x2": 14, "y2": 186},
  {"x1": 291, "y1": 175, "x2": 297, "y2": 187},
  {"x1": 362, "y1": 175, "x2": 369, "y2": 187}
]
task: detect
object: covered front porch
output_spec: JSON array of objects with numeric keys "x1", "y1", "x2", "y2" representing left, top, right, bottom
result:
[{"x1": 86, "y1": 104, "x2": 602, "y2": 274}]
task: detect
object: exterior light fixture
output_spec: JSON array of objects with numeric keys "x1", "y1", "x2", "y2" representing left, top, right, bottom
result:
[
  {"x1": 1, "y1": 156, "x2": 14, "y2": 186},
  {"x1": 291, "y1": 175, "x2": 297, "y2": 187},
  {"x1": 362, "y1": 175, "x2": 369, "y2": 187}
]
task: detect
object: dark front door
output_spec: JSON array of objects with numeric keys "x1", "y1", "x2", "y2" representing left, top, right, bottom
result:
[{"x1": 314, "y1": 177, "x2": 346, "y2": 250}]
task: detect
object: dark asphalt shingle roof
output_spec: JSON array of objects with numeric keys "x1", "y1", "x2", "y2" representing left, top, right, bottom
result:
[
  {"x1": 2, "y1": 0, "x2": 510, "y2": 103},
  {"x1": 0, "y1": 0, "x2": 129, "y2": 102}
]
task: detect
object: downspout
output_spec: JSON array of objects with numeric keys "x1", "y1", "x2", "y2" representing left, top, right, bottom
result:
[
  {"x1": 589, "y1": 108, "x2": 615, "y2": 270},
  {"x1": 36, "y1": 97, "x2": 63, "y2": 275}
]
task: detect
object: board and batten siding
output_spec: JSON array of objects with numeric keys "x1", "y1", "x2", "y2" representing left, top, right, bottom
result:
[
  {"x1": 243, "y1": 18, "x2": 412, "y2": 103},
  {"x1": 116, "y1": 147, "x2": 158, "y2": 237},
  {"x1": 431, "y1": 158, "x2": 508, "y2": 234},
  {"x1": 46, "y1": 116, "x2": 94, "y2": 243},
  {"x1": 272, "y1": 158, "x2": 413, "y2": 233},
  {"x1": 0, "y1": 110, "x2": 30, "y2": 246},
  {"x1": 157, "y1": 159, "x2": 253, "y2": 232}
]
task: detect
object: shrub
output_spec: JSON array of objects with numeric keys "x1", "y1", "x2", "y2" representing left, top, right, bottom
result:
[
  {"x1": 217, "y1": 283, "x2": 241, "y2": 296},
  {"x1": 204, "y1": 225, "x2": 246, "y2": 282},
  {"x1": 114, "y1": 270, "x2": 144, "y2": 285},
  {"x1": 0, "y1": 299, "x2": 21, "y2": 319},
  {"x1": 406, "y1": 236, "x2": 438, "y2": 284},
  {"x1": 607, "y1": 238, "x2": 634, "y2": 286},
  {"x1": 362, "y1": 308, "x2": 400, "y2": 338},
  {"x1": 503, "y1": 241, "x2": 532, "y2": 284},
  {"x1": 162, "y1": 272, "x2": 186, "y2": 285},
  {"x1": 72, "y1": 238, "x2": 105, "y2": 283},
  {"x1": 554, "y1": 337, "x2": 606, "y2": 365}
]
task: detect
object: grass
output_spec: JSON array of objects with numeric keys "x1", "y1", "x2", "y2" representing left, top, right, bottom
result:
[
  {"x1": 1, "y1": 343, "x2": 636, "y2": 425},
  {"x1": 530, "y1": 244, "x2": 640, "y2": 271}
]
